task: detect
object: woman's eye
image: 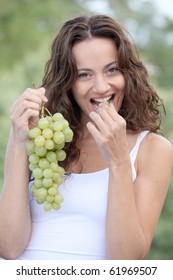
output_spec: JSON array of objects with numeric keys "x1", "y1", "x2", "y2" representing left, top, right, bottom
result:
[
  {"x1": 78, "y1": 72, "x2": 89, "y2": 79},
  {"x1": 108, "y1": 67, "x2": 119, "y2": 74}
]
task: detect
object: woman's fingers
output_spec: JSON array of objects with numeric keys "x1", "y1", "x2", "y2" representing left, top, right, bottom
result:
[
  {"x1": 86, "y1": 120, "x2": 102, "y2": 141},
  {"x1": 96, "y1": 102, "x2": 119, "y2": 123},
  {"x1": 10, "y1": 87, "x2": 47, "y2": 119},
  {"x1": 10, "y1": 87, "x2": 47, "y2": 140},
  {"x1": 13, "y1": 87, "x2": 47, "y2": 106},
  {"x1": 11, "y1": 87, "x2": 47, "y2": 112},
  {"x1": 87, "y1": 103, "x2": 127, "y2": 162},
  {"x1": 11, "y1": 100, "x2": 39, "y2": 120},
  {"x1": 88, "y1": 103, "x2": 124, "y2": 135},
  {"x1": 23, "y1": 87, "x2": 47, "y2": 104}
]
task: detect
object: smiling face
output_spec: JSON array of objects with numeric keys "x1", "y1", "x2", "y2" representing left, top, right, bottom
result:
[{"x1": 72, "y1": 37, "x2": 125, "y2": 126}]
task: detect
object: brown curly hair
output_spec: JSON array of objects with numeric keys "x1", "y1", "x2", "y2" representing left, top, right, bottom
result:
[{"x1": 41, "y1": 14, "x2": 164, "y2": 171}]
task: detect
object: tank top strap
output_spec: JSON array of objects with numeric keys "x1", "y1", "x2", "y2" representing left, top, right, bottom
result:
[{"x1": 130, "y1": 130, "x2": 150, "y2": 165}]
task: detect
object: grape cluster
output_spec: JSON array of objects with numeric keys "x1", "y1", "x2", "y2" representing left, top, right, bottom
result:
[{"x1": 26, "y1": 112, "x2": 73, "y2": 211}]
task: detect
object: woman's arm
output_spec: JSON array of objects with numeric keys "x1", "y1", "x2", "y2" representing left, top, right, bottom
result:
[
  {"x1": 0, "y1": 130, "x2": 32, "y2": 259},
  {"x1": 0, "y1": 87, "x2": 47, "y2": 259},
  {"x1": 106, "y1": 133, "x2": 173, "y2": 259}
]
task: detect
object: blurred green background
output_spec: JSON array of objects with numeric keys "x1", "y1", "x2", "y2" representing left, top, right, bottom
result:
[{"x1": 0, "y1": 0, "x2": 172, "y2": 259}]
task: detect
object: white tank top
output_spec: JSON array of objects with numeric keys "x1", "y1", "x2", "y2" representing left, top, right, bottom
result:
[{"x1": 18, "y1": 130, "x2": 149, "y2": 260}]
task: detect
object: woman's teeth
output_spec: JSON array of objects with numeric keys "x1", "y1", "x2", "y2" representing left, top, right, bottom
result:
[
  {"x1": 91, "y1": 95, "x2": 113, "y2": 108},
  {"x1": 94, "y1": 96, "x2": 112, "y2": 103}
]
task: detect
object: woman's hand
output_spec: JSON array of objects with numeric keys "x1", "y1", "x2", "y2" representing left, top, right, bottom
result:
[
  {"x1": 10, "y1": 87, "x2": 47, "y2": 143},
  {"x1": 87, "y1": 103, "x2": 129, "y2": 165}
]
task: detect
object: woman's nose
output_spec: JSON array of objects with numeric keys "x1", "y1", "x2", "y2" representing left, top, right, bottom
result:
[{"x1": 92, "y1": 75, "x2": 110, "y2": 95}]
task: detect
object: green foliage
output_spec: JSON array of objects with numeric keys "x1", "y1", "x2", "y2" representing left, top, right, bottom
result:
[{"x1": 0, "y1": 0, "x2": 84, "y2": 71}]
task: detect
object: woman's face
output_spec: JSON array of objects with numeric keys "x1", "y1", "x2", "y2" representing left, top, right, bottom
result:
[{"x1": 72, "y1": 37, "x2": 125, "y2": 126}]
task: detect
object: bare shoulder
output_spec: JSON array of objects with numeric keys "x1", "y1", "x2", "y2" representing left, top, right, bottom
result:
[
  {"x1": 137, "y1": 132, "x2": 173, "y2": 170},
  {"x1": 142, "y1": 132, "x2": 173, "y2": 158}
]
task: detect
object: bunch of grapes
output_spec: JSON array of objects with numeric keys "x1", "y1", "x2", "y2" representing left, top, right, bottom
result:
[{"x1": 26, "y1": 109, "x2": 73, "y2": 212}]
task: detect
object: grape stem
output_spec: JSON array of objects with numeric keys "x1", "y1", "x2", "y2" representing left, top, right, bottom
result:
[
  {"x1": 43, "y1": 107, "x2": 52, "y2": 117},
  {"x1": 32, "y1": 82, "x2": 52, "y2": 118}
]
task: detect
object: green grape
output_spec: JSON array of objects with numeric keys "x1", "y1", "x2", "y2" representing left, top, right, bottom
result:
[
  {"x1": 29, "y1": 163, "x2": 38, "y2": 171},
  {"x1": 52, "y1": 202, "x2": 61, "y2": 210},
  {"x1": 33, "y1": 179, "x2": 42, "y2": 188},
  {"x1": 42, "y1": 178, "x2": 53, "y2": 188},
  {"x1": 53, "y1": 131, "x2": 65, "y2": 144},
  {"x1": 35, "y1": 146, "x2": 47, "y2": 157},
  {"x1": 38, "y1": 158, "x2": 49, "y2": 169},
  {"x1": 46, "y1": 195, "x2": 55, "y2": 203},
  {"x1": 26, "y1": 140, "x2": 35, "y2": 155},
  {"x1": 62, "y1": 127, "x2": 73, "y2": 142},
  {"x1": 55, "y1": 150, "x2": 66, "y2": 161},
  {"x1": 42, "y1": 128, "x2": 53, "y2": 139},
  {"x1": 44, "y1": 202, "x2": 52, "y2": 212},
  {"x1": 45, "y1": 115, "x2": 52, "y2": 123},
  {"x1": 54, "y1": 142, "x2": 65, "y2": 150},
  {"x1": 61, "y1": 119, "x2": 69, "y2": 129},
  {"x1": 52, "y1": 112, "x2": 64, "y2": 121},
  {"x1": 36, "y1": 198, "x2": 45, "y2": 204},
  {"x1": 52, "y1": 172, "x2": 61, "y2": 183},
  {"x1": 38, "y1": 117, "x2": 49, "y2": 129},
  {"x1": 28, "y1": 127, "x2": 41, "y2": 139},
  {"x1": 43, "y1": 168, "x2": 53, "y2": 179},
  {"x1": 35, "y1": 188, "x2": 48, "y2": 200},
  {"x1": 45, "y1": 139, "x2": 54, "y2": 150},
  {"x1": 48, "y1": 187, "x2": 57, "y2": 196},
  {"x1": 30, "y1": 185, "x2": 36, "y2": 196},
  {"x1": 54, "y1": 193, "x2": 64, "y2": 204},
  {"x1": 49, "y1": 162, "x2": 59, "y2": 172},
  {"x1": 46, "y1": 151, "x2": 57, "y2": 162},
  {"x1": 52, "y1": 183, "x2": 59, "y2": 190},
  {"x1": 45, "y1": 116, "x2": 53, "y2": 129},
  {"x1": 34, "y1": 135, "x2": 45, "y2": 147},
  {"x1": 29, "y1": 154, "x2": 40, "y2": 165},
  {"x1": 57, "y1": 166, "x2": 65, "y2": 176},
  {"x1": 57, "y1": 176, "x2": 63, "y2": 185},
  {"x1": 33, "y1": 167, "x2": 43, "y2": 179},
  {"x1": 52, "y1": 121, "x2": 63, "y2": 132}
]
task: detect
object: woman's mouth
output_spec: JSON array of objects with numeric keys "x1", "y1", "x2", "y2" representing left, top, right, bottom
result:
[{"x1": 90, "y1": 94, "x2": 114, "y2": 108}]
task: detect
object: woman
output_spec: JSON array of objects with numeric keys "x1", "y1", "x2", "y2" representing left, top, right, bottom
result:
[{"x1": 0, "y1": 14, "x2": 172, "y2": 260}]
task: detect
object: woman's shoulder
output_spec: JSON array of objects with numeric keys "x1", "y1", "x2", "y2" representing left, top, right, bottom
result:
[
  {"x1": 146, "y1": 132, "x2": 172, "y2": 149},
  {"x1": 140, "y1": 131, "x2": 173, "y2": 162},
  {"x1": 135, "y1": 131, "x2": 173, "y2": 182}
]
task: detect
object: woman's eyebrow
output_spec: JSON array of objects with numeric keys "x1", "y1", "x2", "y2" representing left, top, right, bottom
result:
[
  {"x1": 104, "y1": 61, "x2": 118, "y2": 69},
  {"x1": 77, "y1": 68, "x2": 91, "y2": 72},
  {"x1": 77, "y1": 61, "x2": 118, "y2": 72}
]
